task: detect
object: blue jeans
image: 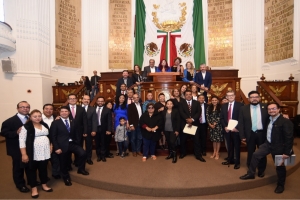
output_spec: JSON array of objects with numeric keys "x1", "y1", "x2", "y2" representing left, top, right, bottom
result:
[
  {"x1": 91, "y1": 86, "x2": 99, "y2": 100},
  {"x1": 143, "y1": 138, "x2": 156, "y2": 157},
  {"x1": 117, "y1": 141, "x2": 128, "y2": 154},
  {"x1": 130, "y1": 126, "x2": 142, "y2": 152}
]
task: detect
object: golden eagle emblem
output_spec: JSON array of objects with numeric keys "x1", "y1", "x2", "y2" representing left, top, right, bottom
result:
[
  {"x1": 210, "y1": 83, "x2": 228, "y2": 96},
  {"x1": 269, "y1": 85, "x2": 286, "y2": 96},
  {"x1": 62, "y1": 89, "x2": 76, "y2": 98},
  {"x1": 110, "y1": 84, "x2": 117, "y2": 92}
]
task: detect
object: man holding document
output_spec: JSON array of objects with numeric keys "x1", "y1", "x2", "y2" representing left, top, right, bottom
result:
[
  {"x1": 240, "y1": 103, "x2": 294, "y2": 194},
  {"x1": 220, "y1": 91, "x2": 244, "y2": 169},
  {"x1": 179, "y1": 90, "x2": 205, "y2": 162}
]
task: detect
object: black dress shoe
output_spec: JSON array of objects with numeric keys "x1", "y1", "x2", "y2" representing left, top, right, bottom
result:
[
  {"x1": 31, "y1": 194, "x2": 39, "y2": 198},
  {"x1": 67, "y1": 166, "x2": 73, "y2": 171},
  {"x1": 86, "y1": 159, "x2": 93, "y2": 165},
  {"x1": 101, "y1": 157, "x2": 107, "y2": 162},
  {"x1": 106, "y1": 153, "x2": 114, "y2": 158},
  {"x1": 64, "y1": 179, "x2": 72, "y2": 186},
  {"x1": 258, "y1": 172, "x2": 265, "y2": 178},
  {"x1": 239, "y1": 174, "x2": 255, "y2": 180},
  {"x1": 222, "y1": 161, "x2": 235, "y2": 165},
  {"x1": 202, "y1": 152, "x2": 206, "y2": 156},
  {"x1": 77, "y1": 170, "x2": 89, "y2": 175},
  {"x1": 97, "y1": 157, "x2": 101, "y2": 162},
  {"x1": 196, "y1": 157, "x2": 206, "y2": 162},
  {"x1": 52, "y1": 174, "x2": 61, "y2": 179},
  {"x1": 274, "y1": 185, "x2": 284, "y2": 193},
  {"x1": 18, "y1": 186, "x2": 30, "y2": 193},
  {"x1": 179, "y1": 154, "x2": 186, "y2": 159},
  {"x1": 224, "y1": 157, "x2": 228, "y2": 160},
  {"x1": 234, "y1": 164, "x2": 240, "y2": 169},
  {"x1": 42, "y1": 188, "x2": 53, "y2": 192}
]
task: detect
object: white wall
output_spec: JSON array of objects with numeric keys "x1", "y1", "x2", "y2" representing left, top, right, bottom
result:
[{"x1": 0, "y1": 0, "x2": 300, "y2": 127}]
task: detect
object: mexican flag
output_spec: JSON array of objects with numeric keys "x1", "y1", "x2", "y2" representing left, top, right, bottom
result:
[{"x1": 134, "y1": 0, "x2": 205, "y2": 69}]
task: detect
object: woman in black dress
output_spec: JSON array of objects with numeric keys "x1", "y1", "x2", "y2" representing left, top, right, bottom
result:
[
  {"x1": 171, "y1": 57, "x2": 184, "y2": 73},
  {"x1": 132, "y1": 65, "x2": 143, "y2": 96},
  {"x1": 154, "y1": 93, "x2": 167, "y2": 150}
]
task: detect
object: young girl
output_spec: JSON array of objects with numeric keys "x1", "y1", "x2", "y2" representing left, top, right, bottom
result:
[{"x1": 115, "y1": 117, "x2": 128, "y2": 158}]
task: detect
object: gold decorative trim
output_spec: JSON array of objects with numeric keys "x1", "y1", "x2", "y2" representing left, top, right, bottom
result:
[
  {"x1": 210, "y1": 83, "x2": 228, "y2": 96},
  {"x1": 107, "y1": 89, "x2": 111, "y2": 93},
  {"x1": 269, "y1": 85, "x2": 286, "y2": 96},
  {"x1": 236, "y1": 82, "x2": 240, "y2": 91},
  {"x1": 291, "y1": 84, "x2": 294, "y2": 92},
  {"x1": 56, "y1": 89, "x2": 58, "y2": 96},
  {"x1": 100, "y1": 84, "x2": 103, "y2": 93}
]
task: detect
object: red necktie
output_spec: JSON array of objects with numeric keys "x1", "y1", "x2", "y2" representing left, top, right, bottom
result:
[
  {"x1": 227, "y1": 103, "x2": 232, "y2": 122},
  {"x1": 188, "y1": 101, "x2": 191, "y2": 114}
]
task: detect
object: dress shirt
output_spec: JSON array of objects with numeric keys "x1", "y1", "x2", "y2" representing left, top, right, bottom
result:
[
  {"x1": 227, "y1": 101, "x2": 235, "y2": 120},
  {"x1": 82, "y1": 104, "x2": 88, "y2": 112},
  {"x1": 202, "y1": 72, "x2": 206, "y2": 80},
  {"x1": 42, "y1": 114, "x2": 54, "y2": 128},
  {"x1": 267, "y1": 114, "x2": 280, "y2": 143},
  {"x1": 135, "y1": 103, "x2": 142, "y2": 118},
  {"x1": 200, "y1": 103, "x2": 206, "y2": 123},
  {"x1": 17, "y1": 113, "x2": 29, "y2": 124},
  {"x1": 96, "y1": 106, "x2": 103, "y2": 125},
  {"x1": 69, "y1": 104, "x2": 77, "y2": 115},
  {"x1": 127, "y1": 97, "x2": 133, "y2": 105},
  {"x1": 61, "y1": 118, "x2": 72, "y2": 141},
  {"x1": 186, "y1": 100, "x2": 192, "y2": 106},
  {"x1": 120, "y1": 90, "x2": 127, "y2": 95},
  {"x1": 150, "y1": 67, "x2": 156, "y2": 73},
  {"x1": 250, "y1": 104, "x2": 263, "y2": 130},
  {"x1": 123, "y1": 78, "x2": 127, "y2": 85}
]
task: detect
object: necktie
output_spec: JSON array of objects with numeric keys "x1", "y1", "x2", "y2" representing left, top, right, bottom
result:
[
  {"x1": 71, "y1": 106, "x2": 75, "y2": 119},
  {"x1": 97, "y1": 107, "x2": 102, "y2": 125},
  {"x1": 188, "y1": 101, "x2": 191, "y2": 114},
  {"x1": 252, "y1": 106, "x2": 257, "y2": 131},
  {"x1": 65, "y1": 119, "x2": 70, "y2": 132},
  {"x1": 227, "y1": 103, "x2": 232, "y2": 122},
  {"x1": 130, "y1": 98, "x2": 132, "y2": 103},
  {"x1": 23, "y1": 116, "x2": 28, "y2": 124}
]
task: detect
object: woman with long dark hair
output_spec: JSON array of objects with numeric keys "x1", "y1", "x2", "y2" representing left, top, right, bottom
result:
[
  {"x1": 206, "y1": 96, "x2": 223, "y2": 160},
  {"x1": 83, "y1": 76, "x2": 92, "y2": 96},
  {"x1": 171, "y1": 57, "x2": 184, "y2": 73},
  {"x1": 113, "y1": 94, "x2": 128, "y2": 130},
  {"x1": 180, "y1": 84, "x2": 187, "y2": 99},
  {"x1": 157, "y1": 59, "x2": 171, "y2": 72},
  {"x1": 132, "y1": 65, "x2": 143, "y2": 96}
]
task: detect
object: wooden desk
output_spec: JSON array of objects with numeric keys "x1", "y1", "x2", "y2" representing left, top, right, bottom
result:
[{"x1": 148, "y1": 72, "x2": 181, "y2": 82}]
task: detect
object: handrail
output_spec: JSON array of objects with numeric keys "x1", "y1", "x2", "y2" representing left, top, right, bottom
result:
[{"x1": 239, "y1": 90, "x2": 249, "y2": 104}]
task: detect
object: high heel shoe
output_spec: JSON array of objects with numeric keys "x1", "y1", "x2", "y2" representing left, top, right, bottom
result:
[
  {"x1": 215, "y1": 154, "x2": 219, "y2": 160},
  {"x1": 31, "y1": 194, "x2": 39, "y2": 199}
]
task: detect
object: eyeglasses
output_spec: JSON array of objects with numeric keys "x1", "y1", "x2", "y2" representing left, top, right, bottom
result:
[
  {"x1": 268, "y1": 107, "x2": 278, "y2": 111},
  {"x1": 19, "y1": 106, "x2": 30, "y2": 109},
  {"x1": 226, "y1": 95, "x2": 235, "y2": 97},
  {"x1": 148, "y1": 107, "x2": 154, "y2": 109},
  {"x1": 69, "y1": 98, "x2": 77, "y2": 100},
  {"x1": 249, "y1": 96, "x2": 260, "y2": 99}
]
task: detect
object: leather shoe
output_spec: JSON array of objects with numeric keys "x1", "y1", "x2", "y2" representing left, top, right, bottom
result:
[
  {"x1": 86, "y1": 159, "x2": 93, "y2": 165},
  {"x1": 133, "y1": 152, "x2": 137, "y2": 157},
  {"x1": 258, "y1": 172, "x2": 265, "y2": 178},
  {"x1": 106, "y1": 153, "x2": 114, "y2": 158},
  {"x1": 18, "y1": 186, "x2": 30, "y2": 193},
  {"x1": 196, "y1": 157, "x2": 206, "y2": 162},
  {"x1": 240, "y1": 174, "x2": 255, "y2": 180},
  {"x1": 31, "y1": 194, "x2": 39, "y2": 198},
  {"x1": 42, "y1": 188, "x2": 53, "y2": 192},
  {"x1": 137, "y1": 152, "x2": 143, "y2": 156},
  {"x1": 52, "y1": 174, "x2": 61, "y2": 179},
  {"x1": 179, "y1": 154, "x2": 186, "y2": 159},
  {"x1": 274, "y1": 185, "x2": 284, "y2": 193},
  {"x1": 224, "y1": 157, "x2": 228, "y2": 160},
  {"x1": 97, "y1": 157, "x2": 101, "y2": 162},
  {"x1": 64, "y1": 179, "x2": 72, "y2": 186},
  {"x1": 202, "y1": 152, "x2": 206, "y2": 156},
  {"x1": 222, "y1": 161, "x2": 235, "y2": 165},
  {"x1": 101, "y1": 157, "x2": 106, "y2": 162},
  {"x1": 77, "y1": 170, "x2": 89, "y2": 175},
  {"x1": 234, "y1": 164, "x2": 240, "y2": 169}
]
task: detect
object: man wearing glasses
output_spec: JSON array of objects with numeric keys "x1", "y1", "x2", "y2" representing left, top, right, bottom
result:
[
  {"x1": 142, "y1": 59, "x2": 158, "y2": 82},
  {"x1": 238, "y1": 91, "x2": 269, "y2": 178},
  {"x1": 1, "y1": 101, "x2": 31, "y2": 193},
  {"x1": 240, "y1": 103, "x2": 293, "y2": 194}
]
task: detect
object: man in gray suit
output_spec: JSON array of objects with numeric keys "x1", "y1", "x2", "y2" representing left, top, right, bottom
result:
[
  {"x1": 81, "y1": 95, "x2": 97, "y2": 165},
  {"x1": 142, "y1": 59, "x2": 158, "y2": 82}
]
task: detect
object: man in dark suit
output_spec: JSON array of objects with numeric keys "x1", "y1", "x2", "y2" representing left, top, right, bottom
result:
[
  {"x1": 127, "y1": 93, "x2": 143, "y2": 157},
  {"x1": 220, "y1": 91, "x2": 244, "y2": 169},
  {"x1": 142, "y1": 59, "x2": 158, "y2": 82},
  {"x1": 195, "y1": 63, "x2": 212, "y2": 102},
  {"x1": 238, "y1": 91, "x2": 269, "y2": 177},
  {"x1": 240, "y1": 103, "x2": 294, "y2": 194},
  {"x1": 81, "y1": 95, "x2": 97, "y2": 165},
  {"x1": 197, "y1": 94, "x2": 208, "y2": 156},
  {"x1": 116, "y1": 83, "x2": 127, "y2": 97},
  {"x1": 116, "y1": 70, "x2": 133, "y2": 95},
  {"x1": 90, "y1": 70, "x2": 101, "y2": 100},
  {"x1": 1, "y1": 101, "x2": 31, "y2": 193},
  {"x1": 95, "y1": 96, "x2": 112, "y2": 162},
  {"x1": 50, "y1": 106, "x2": 89, "y2": 186},
  {"x1": 178, "y1": 90, "x2": 205, "y2": 162}
]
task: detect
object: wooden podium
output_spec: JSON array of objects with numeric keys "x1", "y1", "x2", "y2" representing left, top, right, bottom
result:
[{"x1": 148, "y1": 72, "x2": 181, "y2": 82}]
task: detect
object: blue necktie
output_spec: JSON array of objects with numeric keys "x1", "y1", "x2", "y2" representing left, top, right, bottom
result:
[
  {"x1": 65, "y1": 119, "x2": 70, "y2": 132},
  {"x1": 252, "y1": 106, "x2": 257, "y2": 131}
]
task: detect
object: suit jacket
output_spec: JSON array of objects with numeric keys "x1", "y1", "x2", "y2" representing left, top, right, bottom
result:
[
  {"x1": 116, "y1": 77, "x2": 133, "y2": 95},
  {"x1": 68, "y1": 105, "x2": 88, "y2": 139},
  {"x1": 132, "y1": 73, "x2": 143, "y2": 84},
  {"x1": 50, "y1": 118, "x2": 77, "y2": 153},
  {"x1": 195, "y1": 71, "x2": 212, "y2": 89},
  {"x1": 179, "y1": 99, "x2": 201, "y2": 129},
  {"x1": 85, "y1": 106, "x2": 97, "y2": 134},
  {"x1": 1, "y1": 114, "x2": 24, "y2": 157},
  {"x1": 90, "y1": 75, "x2": 101, "y2": 86},
  {"x1": 97, "y1": 106, "x2": 112, "y2": 132},
  {"x1": 127, "y1": 103, "x2": 143, "y2": 128},
  {"x1": 220, "y1": 102, "x2": 244, "y2": 129},
  {"x1": 142, "y1": 66, "x2": 158, "y2": 81},
  {"x1": 162, "y1": 109, "x2": 180, "y2": 132},
  {"x1": 238, "y1": 103, "x2": 269, "y2": 141},
  {"x1": 268, "y1": 115, "x2": 294, "y2": 156}
]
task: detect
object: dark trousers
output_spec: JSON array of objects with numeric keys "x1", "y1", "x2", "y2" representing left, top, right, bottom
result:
[
  {"x1": 193, "y1": 129, "x2": 202, "y2": 158},
  {"x1": 224, "y1": 131, "x2": 241, "y2": 164},
  {"x1": 198, "y1": 123, "x2": 208, "y2": 153},
  {"x1": 95, "y1": 126, "x2": 110, "y2": 157},
  {"x1": 27, "y1": 160, "x2": 48, "y2": 188},
  {"x1": 83, "y1": 134, "x2": 93, "y2": 159},
  {"x1": 246, "y1": 130, "x2": 267, "y2": 173},
  {"x1": 11, "y1": 154, "x2": 29, "y2": 188},
  {"x1": 50, "y1": 152, "x2": 60, "y2": 176},
  {"x1": 105, "y1": 134, "x2": 112, "y2": 156},
  {"x1": 180, "y1": 132, "x2": 194, "y2": 156},
  {"x1": 164, "y1": 131, "x2": 177, "y2": 151},
  {"x1": 248, "y1": 142, "x2": 286, "y2": 186},
  {"x1": 117, "y1": 141, "x2": 128, "y2": 154},
  {"x1": 58, "y1": 142, "x2": 86, "y2": 180},
  {"x1": 142, "y1": 138, "x2": 156, "y2": 157}
]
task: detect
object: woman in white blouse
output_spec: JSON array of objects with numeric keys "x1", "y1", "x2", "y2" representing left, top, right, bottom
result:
[{"x1": 19, "y1": 109, "x2": 52, "y2": 198}]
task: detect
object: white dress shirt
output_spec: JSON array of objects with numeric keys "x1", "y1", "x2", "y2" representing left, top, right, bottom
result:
[
  {"x1": 135, "y1": 103, "x2": 142, "y2": 118},
  {"x1": 42, "y1": 114, "x2": 54, "y2": 128},
  {"x1": 150, "y1": 67, "x2": 156, "y2": 73},
  {"x1": 17, "y1": 113, "x2": 28, "y2": 124}
]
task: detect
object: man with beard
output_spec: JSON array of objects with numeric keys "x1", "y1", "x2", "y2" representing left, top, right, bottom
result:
[{"x1": 238, "y1": 91, "x2": 269, "y2": 177}]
